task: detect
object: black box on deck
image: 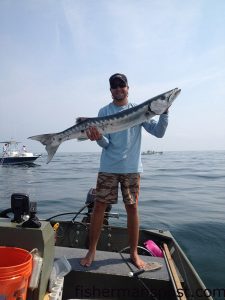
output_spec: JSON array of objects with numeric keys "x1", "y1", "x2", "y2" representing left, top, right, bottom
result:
[{"x1": 0, "y1": 218, "x2": 55, "y2": 300}]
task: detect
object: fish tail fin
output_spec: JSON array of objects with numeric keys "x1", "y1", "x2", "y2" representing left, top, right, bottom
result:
[
  {"x1": 28, "y1": 133, "x2": 60, "y2": 163},
  {"x1": 45, "y1": 143, "x2": 60, "y2": 163}
]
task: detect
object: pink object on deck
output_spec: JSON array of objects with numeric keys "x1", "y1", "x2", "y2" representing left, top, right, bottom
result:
[{"x1": 144, "y1": 240, "x2": 163, "y2": 257}]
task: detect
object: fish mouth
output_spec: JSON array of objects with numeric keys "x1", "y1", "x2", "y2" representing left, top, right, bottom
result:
[
  {"x1": 172, "y1": 88, "x2": 181, "y2": 97},
  {"x1": 169, "y1": 88, "x2": 181, "y2": 103},
  {"x1": 147, "y1": 103, "x2": 153, "y2": 113}
]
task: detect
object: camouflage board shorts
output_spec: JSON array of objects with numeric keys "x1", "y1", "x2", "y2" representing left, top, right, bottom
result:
[{"x1": 96, "y1": 172, "x2": 140, "y2": 205}]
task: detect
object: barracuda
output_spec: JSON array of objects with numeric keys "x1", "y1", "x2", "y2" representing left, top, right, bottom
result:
[{"x1": 29, "y1": 88, "x2": 181, "y2": 163}]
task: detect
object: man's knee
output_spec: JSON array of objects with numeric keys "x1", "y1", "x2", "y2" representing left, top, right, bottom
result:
[
  {"x1": 94, "y1": 201, "x2": 108, "y2": 212},
  {"x1": 125, "y1": 203, "x2": 138, "y2": 214}
]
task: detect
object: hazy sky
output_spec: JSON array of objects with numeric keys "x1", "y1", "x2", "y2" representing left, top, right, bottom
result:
[{"x1": 1, "y1": 0, "x2": 225, "y2": 154}]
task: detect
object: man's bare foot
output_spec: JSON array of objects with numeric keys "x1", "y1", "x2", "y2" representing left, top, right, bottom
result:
[
  {"x1": 80, "y1": 250, "x2": 95, "y2": 267},
  {"x1": 130, "y1": 254, "x2": 146, "y2": 269}
]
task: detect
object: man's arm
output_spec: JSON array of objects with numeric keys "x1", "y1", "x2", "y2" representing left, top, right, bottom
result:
[{"x1": 143, "y1": 113, "x2": 168, "y2": 138}]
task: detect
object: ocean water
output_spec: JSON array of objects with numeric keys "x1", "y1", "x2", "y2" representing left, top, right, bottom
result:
[{"x1": 0, "y1": 151, "x2": 224, "y2": 297}]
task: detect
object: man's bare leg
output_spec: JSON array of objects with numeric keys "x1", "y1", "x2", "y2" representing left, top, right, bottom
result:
[
  {"x1": 125, "y1": 203, "x2": 146, "y2": 269},
  {"x1": 80, "y1": 201, "x2": 107, "y2": 267}
]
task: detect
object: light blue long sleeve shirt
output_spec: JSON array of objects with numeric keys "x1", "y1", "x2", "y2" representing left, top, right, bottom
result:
[{"x1": 97, "y1": 102, "x2": 168, "y2": 173}]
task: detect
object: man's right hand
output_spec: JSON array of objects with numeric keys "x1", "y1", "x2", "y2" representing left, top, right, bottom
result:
[{"x1": 86, "y1": 127, "x2": 103, "y2": 141}]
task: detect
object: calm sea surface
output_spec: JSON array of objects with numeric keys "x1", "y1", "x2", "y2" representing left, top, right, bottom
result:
[{"x1": 0, "y1": 151, "x2": 224, "y2": 297}]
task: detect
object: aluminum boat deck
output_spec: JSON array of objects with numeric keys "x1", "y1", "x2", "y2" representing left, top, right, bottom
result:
[{"x1": 55, "y1": 246, "x2": 181, "y2": 300}]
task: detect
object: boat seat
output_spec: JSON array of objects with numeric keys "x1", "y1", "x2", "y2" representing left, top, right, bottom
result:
[
  {"x1": 55, "y1": 246, "x2": 180, "y2": 299},
  {"x1": 55, "y1": 246, "x2": 169, "y2": 281}
]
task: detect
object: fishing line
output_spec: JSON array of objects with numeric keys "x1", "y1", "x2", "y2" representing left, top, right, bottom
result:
[{"x1": 119, "y1": 246, "x2": 159, "y2": 300}]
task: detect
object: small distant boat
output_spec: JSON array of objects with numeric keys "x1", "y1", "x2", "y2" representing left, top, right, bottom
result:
[
  {"x1": 142, "y1": 150, "x2": 163, "y2": 155},
  {"x1": 0, "y1": 140, "x2": 41, "y2": 165}
]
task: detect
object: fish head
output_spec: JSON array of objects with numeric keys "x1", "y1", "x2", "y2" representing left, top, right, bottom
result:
[
  {"x1": 168, "y1": 88, "x2": 181, "y2": 107},
  {"x1": 149, "y1": 88, "x2": 181, "y2": 115}
]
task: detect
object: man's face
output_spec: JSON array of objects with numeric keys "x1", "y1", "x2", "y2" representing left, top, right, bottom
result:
[{"x1": 110, "y1": 79, "x2": 129, "y2": 101}]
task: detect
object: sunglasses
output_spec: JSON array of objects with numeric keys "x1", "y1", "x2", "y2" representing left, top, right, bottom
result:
[{"x1": 110, "y1": 82, "x2": 127, "y2": 89}]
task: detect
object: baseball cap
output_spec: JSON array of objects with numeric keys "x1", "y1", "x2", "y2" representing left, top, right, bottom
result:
[{"x1": 109, "y1": 73, "x2": 128, "y2": 87}]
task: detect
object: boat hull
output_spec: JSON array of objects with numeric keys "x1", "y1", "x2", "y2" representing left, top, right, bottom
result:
[
  {"x1": 51, "y1": 221, "x2": 213, "y2": 300},
  {"x1": 0, "y1": 156, "x2": 41, "y2": 165}
]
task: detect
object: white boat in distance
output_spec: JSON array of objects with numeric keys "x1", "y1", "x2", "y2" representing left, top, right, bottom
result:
[
  {"x1": 0, "y1": 140, "x2": 41, "y2": 165},
  {"x1": 142, "y1": 150, "x2": 163, "y2": 155}
]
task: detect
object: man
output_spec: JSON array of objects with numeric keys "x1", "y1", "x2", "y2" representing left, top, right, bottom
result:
[
  {"x1": 3, "y1": 143, "x2": 8, "y2": 153},
  {"x1": 80, "y1": 73, "x2": 168, "y2": 268}
]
